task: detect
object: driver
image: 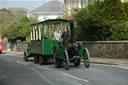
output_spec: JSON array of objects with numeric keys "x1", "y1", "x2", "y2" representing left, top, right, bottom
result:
[
  {"x1": 61, "y1": 27, "x2": 70, "y2": 48},
  {"x1": 61, "y1": 27, "x2": 70, "y2": 40}
]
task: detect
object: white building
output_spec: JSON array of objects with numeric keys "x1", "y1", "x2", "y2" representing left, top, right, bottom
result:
[
  {"x1": 121, "y1": 0, "x2": 128, "y2": 2},
  {"x1": 31, "y1": 0, "x2": 64, "y2": 21},
  {"x1": 64, "y1": 0, "x2": 88, "y2": 15}
]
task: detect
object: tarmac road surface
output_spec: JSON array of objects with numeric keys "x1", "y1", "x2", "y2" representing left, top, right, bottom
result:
[{"x1": 0, "y1": 53, "x2": 128, "y2": 85}]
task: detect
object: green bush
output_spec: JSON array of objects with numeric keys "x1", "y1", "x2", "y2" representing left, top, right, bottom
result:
[{"x1": 75, "y1": 0, "x2": 128, "y2": 41}]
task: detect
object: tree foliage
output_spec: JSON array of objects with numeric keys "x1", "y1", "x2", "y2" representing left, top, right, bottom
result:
[
  {"x1": 0, "y1": 8, "x2": 37, "y2": 41},
  {"x1": 75, "y1": 0, "x2": 128, "y2": 41}
]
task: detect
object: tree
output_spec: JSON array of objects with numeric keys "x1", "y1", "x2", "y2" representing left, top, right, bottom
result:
[
  {"x1": 123, "y1": 2, "x2": 128, "y2": 19},
  {"x1": 8, "y1": 8, "x2": 28, "y2": 21},
  {"x1": 7, "y1": 16, "x2": 37, "y2": 41},
  {"x1": 0, "y1": 8, "x2": 37, "y2": 41},
  {"x1": 0, "y1": 12, "x2": 14, "y2": 37},
  {"x1": 75, "y1": 0, "x2": 128, "y2": 41}
]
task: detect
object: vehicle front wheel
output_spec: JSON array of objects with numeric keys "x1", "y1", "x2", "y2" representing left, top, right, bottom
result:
[
  {"x1": 63, "y1": 50, "x2": 69, "y2": 70},
  {"x1": 83, "y1": 48, "x2": 90, "y2": 68},
  {"x1": 53, "y1": 47, "x2": 61, "y2": 68}
]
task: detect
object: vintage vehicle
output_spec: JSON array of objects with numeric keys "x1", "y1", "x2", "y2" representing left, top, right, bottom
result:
[
  {"x1": 24, "y1": 19, "x2": 90, "y2": 69},
  {"x1": 0, "y1": 34, "x2": 3, "y2": 54}
]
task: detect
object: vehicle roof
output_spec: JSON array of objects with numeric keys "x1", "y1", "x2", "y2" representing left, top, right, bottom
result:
[{"x1": 31, "y1": 19, "x2": 72, "y2": 26}]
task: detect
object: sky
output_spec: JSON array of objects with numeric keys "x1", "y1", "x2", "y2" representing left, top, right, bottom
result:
[{"x1": 0, "y1": 0, "x2": 63, "y2": 11}]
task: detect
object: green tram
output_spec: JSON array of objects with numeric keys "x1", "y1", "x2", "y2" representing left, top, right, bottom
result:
[{"x1": 24, "y1": 19, "x2": 90, "y2": 70}]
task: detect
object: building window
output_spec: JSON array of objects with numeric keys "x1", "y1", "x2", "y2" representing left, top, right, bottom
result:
[
  {"x1": 81, "y1": 0, "x2": 84, "y2": 8},
  {"x1": 69, "y1": 0, "x2": 72, "y2": 10},
  {"x1": 74, "y1": 0, "x2": 77, "y2": 7}
]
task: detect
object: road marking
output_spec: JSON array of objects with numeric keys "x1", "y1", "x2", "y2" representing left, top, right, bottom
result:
[
  {"x1": 16, "y1": 61, "x2": 28, "y2": 65},
  {"x1": 32, "y1": 68, "x2": 54, "y2": 85},
  {"x1": 0, "y1": 75, "x2": 8, "y2": 79},
  {"x1": 113, "y1": 65, "x2": 128, "y2": 70},
  {"x1": 62, "y1": 73, "x2": 89, "y2": 82},
  {"x1": 92, "y1": 64, "x2": 128, "y2": 70},
  {"x1": 2, "y1": 59, "x2": 12, "y2": 62},
  {"x1": 35, "y1": 66, "x2": 52, "y2": 71}
]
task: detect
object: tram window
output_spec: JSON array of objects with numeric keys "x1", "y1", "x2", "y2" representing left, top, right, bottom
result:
[
  {"x1": 50, "y1": 24, "x2": 55, "y2": 40},
  {"x1": 30, "y1": 27, "x2": 33, "y2": 40},
  {"x1": 53, "y1": 23, "x2": 62, "y2": 41},
  {"x1": 33, "y1": 26, "x2": 35, "y2": 40},
  {"x1": 38, "y1": 24, "x2": 42, "y2": 40},
  {"x1": 36, "y1": 26, "x2": 38, "y2": 40},
  {"x1": 44, "y1": 25, "x2": 49, "y2": 39}
]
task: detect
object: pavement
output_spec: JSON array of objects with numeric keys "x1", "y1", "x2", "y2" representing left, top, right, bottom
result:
[
  {"x1": 2, "y1": 51, "x2": 128, "y2": 67},
  {"x1": 0, "y1": 52, "x2": 128, "y2": 85}
]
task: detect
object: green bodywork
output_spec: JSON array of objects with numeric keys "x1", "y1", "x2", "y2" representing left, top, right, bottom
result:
[
  {"x1": 24, "y1": 19, "x2": 90, "y2": 69},
  {"x1": 25, "y1": 19, "x2": 71, "y2": 57}
]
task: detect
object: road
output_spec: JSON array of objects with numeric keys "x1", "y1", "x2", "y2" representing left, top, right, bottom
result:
[{"x1": 0, "y1": 53, "x2": 128, "y2": 85}]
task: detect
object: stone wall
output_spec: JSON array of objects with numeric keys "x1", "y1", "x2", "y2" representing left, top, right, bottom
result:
[
  {"x1": 3, "y1": 40, "x2": 128, "y2": 59},
  {"x1": 3, "y1": 40, "x2": 27, "y2": 52},
  {"x1": 79, "y1": 41, "x2": 128, "y2": 59}
]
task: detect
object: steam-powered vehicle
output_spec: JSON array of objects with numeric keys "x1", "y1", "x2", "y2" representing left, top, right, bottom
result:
[{"x1": 24, "y1": 19, "x2": 90, "y2": 70}]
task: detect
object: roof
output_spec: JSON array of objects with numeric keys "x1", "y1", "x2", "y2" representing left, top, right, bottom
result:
[
  {"x1": 31, "y1": 19, "x2": 72, "y2": 26},
  {"x1": 0, "y1": 8, "x2": 13, "y2": 16},
  {"x1": 31, "y1": 0, "x2": 64, "y2": 15}
]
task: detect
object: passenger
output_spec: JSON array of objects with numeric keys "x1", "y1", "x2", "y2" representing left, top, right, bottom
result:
[{"x1": 54, "y1": 28, "x2": 61, "y2": 40}]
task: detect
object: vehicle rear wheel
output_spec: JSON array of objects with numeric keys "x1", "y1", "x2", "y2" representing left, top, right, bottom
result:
[
  {"x1": 55, "y1": 58, "x2": 61, "y2": 68},
  {"x1": 39, "y1": 56, "x2": 43, "y2": 65},
  {"x1": 63, "y1": 50, "x2": 69, "y2": 70},
  {"x1": 0, "y1": 51, "x2": 2, "y2": 54},
  {"x1": 83, "y1": 48, "x2": 90, "y2": 68},
  {"x1": 34, "y1": 56, "x2": 39, "y2": 64},
  {"x1": 74, "y1": 59, "x2": 80, "y2": 67},
  {"x1": 24, "y1": 52, "x2": 28, "y2": 61}
]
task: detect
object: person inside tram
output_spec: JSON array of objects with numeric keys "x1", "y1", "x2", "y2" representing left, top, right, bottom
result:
[
  {"x1": 61, "y1": 27, "x2": 70, "y2": 48},
  {"x1": 61, "y1": 27, "x2": 70, "y2": 40},
  {"x1": 54, "y1": 28, "x2": 61, "y2": 40}
]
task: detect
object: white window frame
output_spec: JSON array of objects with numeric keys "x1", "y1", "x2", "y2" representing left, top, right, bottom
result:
[
  {"x1": 39, "y1": 24, "x2": 42, "y2": 40},
  {"x1": 30, "y1": 27, "x2": 33, "y2": 40}
]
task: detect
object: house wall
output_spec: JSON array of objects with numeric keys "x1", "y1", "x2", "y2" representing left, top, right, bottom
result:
[
  {"x1": 38, "y1": 15, "x2": 60, "y2": 21},
  {"x1": 64, "y1": 0, "x2": 87, "y2": 15},
  {"x1": 64, "y1": 0, "x2": 87, "y2": 11},
  {"x1": 121, "y1": 0, "x2": 128, "y2": 2}
]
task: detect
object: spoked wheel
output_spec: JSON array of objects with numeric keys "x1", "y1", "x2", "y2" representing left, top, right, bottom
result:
[
  {"x1": 74, "y1": 59, "x2": 80, "y2": 67},
  {"x1": 53, "y1": 47, "x2": 61, "y2": 68},
  {"x1": 34, "y1": 56, "x2": 39, "y2": 64},
  {"x1": 39, "y1": 56, "x2": 44, "y2": 65},
  {"x1": 83, "y1": 48, "x2": 90, "y2": 68},
  {"x1": 63, "y1": 50, "x2": 69, "y2": 70},
  {"x1": 24, "y1": 52, "x2": 28, "y2": 61}
]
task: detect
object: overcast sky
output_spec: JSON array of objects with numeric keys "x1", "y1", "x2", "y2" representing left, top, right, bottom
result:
[{"x1": 0, "y1": 0, "x2": 63, "y2": 11}]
